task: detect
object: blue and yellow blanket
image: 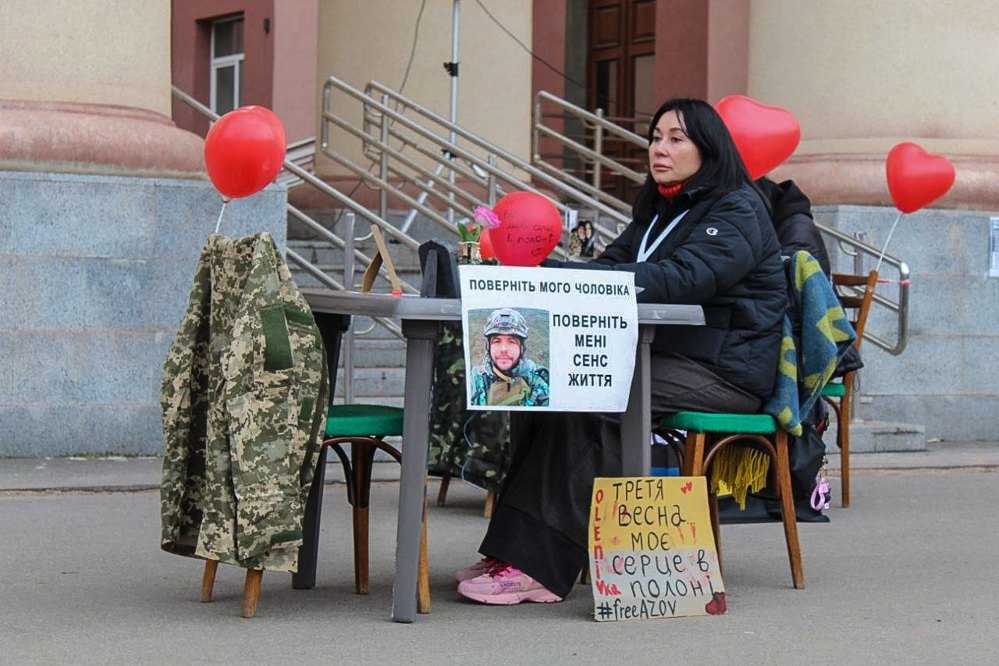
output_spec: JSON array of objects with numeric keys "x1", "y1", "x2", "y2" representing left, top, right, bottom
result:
[{"x1": 764, "y1": 251, "x2": 857, "y2": 436}]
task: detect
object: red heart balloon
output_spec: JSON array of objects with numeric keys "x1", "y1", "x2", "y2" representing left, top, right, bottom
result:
[
  {"x1": 204, "y1": 106, "x2": 287, "y2": 200},
  {"x1": 490, "y1": 192, "x2": 562, "y2": 266},
  {"x1": 885, "y1": 142, "x2": 955, "y2": 213},
  {"x1": 716, "y1": 95, "x2": 800, "y2": 180}
]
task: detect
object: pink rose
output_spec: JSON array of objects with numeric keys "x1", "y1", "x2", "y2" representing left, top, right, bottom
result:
[{"x1": 473, "y1": 206, "x2": 501, "y2": 230}]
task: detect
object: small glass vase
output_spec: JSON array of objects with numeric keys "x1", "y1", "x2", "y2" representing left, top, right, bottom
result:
[{"x1": 456, "y1": 241, "x2": 482, "y2": 265}]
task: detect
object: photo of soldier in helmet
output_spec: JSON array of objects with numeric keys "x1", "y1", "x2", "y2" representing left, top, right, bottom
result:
[{"x1": 469, "y1": 307, "x2": 550, "y2": 407}]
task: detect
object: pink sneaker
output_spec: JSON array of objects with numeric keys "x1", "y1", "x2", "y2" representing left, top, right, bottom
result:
[
  {"x1": 457, "y1": 564, "x2": 563, "y2": 605},
  {"x1": 455, "y1": 557, "x2": 501, "y2": 583}
]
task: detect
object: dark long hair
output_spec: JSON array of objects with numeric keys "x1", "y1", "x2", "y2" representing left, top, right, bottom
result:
[{"x1": 632, "y1": 98, "x2": 753, "y2": 226}]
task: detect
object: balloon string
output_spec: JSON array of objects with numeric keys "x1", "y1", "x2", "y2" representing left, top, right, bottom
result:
[
  {"x1": 214, "y1": 199, "x2": 229, "y2": 235},
  {"x1": 875, "y1": 211, "x2": 904, "y2": 273}
]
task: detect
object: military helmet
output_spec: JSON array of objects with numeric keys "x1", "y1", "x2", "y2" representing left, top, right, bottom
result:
[{"x1": 483, "y1": 308, "x2": 529, "y2": 340}]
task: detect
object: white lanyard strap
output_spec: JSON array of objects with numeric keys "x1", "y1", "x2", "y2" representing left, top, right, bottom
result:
[{"x1": 637, "y1": 210, "x2": 689, "y2": 262}]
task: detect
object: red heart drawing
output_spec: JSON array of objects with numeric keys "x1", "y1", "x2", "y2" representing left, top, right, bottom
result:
[
  {"x1": 680, "y1": 481, "x2": 693, "y2": 495},
  {"x1": 705, "y1": 592, "x2": 727, "y2": 615},
  {"x1": 716, "y1": 95, "x2": 800, "y2": 180},
  {"x1": 490, "y1": 191, "x2": 563, "y2": 266},
  {"x1": 885, "y1": 142, "x2": 956, "y2": 213}
]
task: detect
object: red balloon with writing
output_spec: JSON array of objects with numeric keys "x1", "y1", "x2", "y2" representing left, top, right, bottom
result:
[
  {"x1": 204, "y1": 106, "x2": 287, "y2": 200},
  {"x1": 715, "y1": 95, "x2": 800, "y2": 180},
  {"x1": 490, "y1": 191, "x2": 563, "y2": 266},
  {"x1": 885, "y1": 142, "x2": 955, "y2": 213}
]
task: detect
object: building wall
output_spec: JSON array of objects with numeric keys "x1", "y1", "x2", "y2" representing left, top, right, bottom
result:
[
  {"x1": 748, "y1": 0, "x2": 999, "y2": 152},
  {"x1": 1, "y1": 0, "x2": 201, "y2": 177},
  {"x1": 705, "y1": 0, "x2": 748, "y2": 103},
  {"x1": 742, "y1": 1, "x2": 999, "y2": 441},
  {"x1": 314, "y1": 0, "x2": 533, "y2": 183},
  {"x1": 652, "y1": 0, "x2": 749, "y2": 105},
  {"x1": 752, "y1": 0, "x2": 999, "y2": 210},
  {"x1": 272, "y1": 0, "x2": 319, "y2": 142},
  {"x1": 532, "y1": 0, "x2": 568, "y2": 102},
  {"x1": 171, "y1": 0, "x2": 277, "y2": 137},
  {"x1": 819, "y1": 205, "x2": 999, "y2": 442},
  {"x1": 654, "y1": 1, "x2": 708, "y2": 100},
  {"x1": 1, "y1": 0, "x2": 172, "y2": 116},
  {"x1": 0, "y1": 171, "x2": 287, "y2": 456}
]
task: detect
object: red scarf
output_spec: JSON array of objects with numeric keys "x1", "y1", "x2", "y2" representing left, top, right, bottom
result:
[{"x1": 657, "y1": 182, "x2": 684, "y2": 199}]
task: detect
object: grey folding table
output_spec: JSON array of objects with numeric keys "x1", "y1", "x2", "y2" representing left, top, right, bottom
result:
[{"x1": 301, "y1": 289, "x2": 704, "y2": 623}]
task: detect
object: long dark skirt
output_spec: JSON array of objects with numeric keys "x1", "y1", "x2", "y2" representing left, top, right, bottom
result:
[{"x1": 479, "y1": 353, "x2": 762, "y2": 598}]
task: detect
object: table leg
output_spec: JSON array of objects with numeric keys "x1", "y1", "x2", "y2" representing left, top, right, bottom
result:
[
  {"x1": 391, "y1": 320, "x2": 438, "y2": 623},
  {"x1": 292, "y1": 447, "x2": 327, "y2": 590},
  {"x1": 293, "y1": 311, "x2": 347, "y2": 590},
  {"x1": 620, "y1": 326, "x2": 654, "y2": 476}
]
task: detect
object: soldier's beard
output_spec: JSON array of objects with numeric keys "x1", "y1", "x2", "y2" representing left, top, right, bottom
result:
[
  {"x1": 490, "y1": 349, "x2": 521, "y2": 375},
  {"x1": 491, "y1": 355, "x2": 519, "y2": 374}
]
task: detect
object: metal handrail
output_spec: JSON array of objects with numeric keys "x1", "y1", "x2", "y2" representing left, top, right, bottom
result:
[
  {"x1": 348, "y1": 78, "x2": 631, "y2": 240},
  {"x1": 286, "y1": 204, "x2": 419, "y2": 295},
  {"x1": 813, "y1": 222, "x2": 910, "y2": 355},
  {"x1": 286, "y1": 249, "x2": 402, "y2": 338},
  {"x1": 535, "y1": 123, "x2": 645, "y2": 183},
  {"x1": 533, "y1": 90, "x2": 649, "y2": 198},
  {"x1": 170, "y1": 84, "x2": 407, "y2": 352},
  {"x1": 535, "y1": 91, "x2": 648, "y2": 149},
  {"x1": 328, "y1": 113, "x2": 483, "y2": 221},
  {"x1": 533, "y1": 159, "x2": 632, "y2": 214},
  {"x1": 278, "y1": 137, "x2": 317, "y2": 188}
]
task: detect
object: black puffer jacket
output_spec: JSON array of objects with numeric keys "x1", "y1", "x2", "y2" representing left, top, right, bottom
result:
[
  {"x1": 757, "y1": 178, "x2": 831, "y2": 274},
  {"x1": 569, "y1": 183, "x2": 786, "y2": 400}
]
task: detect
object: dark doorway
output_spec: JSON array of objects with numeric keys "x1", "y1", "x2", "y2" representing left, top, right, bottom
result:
[{"x1": 587, "y1": 0, "x2": 655, "y2": 203}]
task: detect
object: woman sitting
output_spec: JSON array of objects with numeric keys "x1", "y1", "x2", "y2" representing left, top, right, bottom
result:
[{"x1": 456, "y1": 98, "x2": 787, "y2": 605}]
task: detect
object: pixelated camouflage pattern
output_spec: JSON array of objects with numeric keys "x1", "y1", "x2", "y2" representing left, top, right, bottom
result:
[
  {"x1": 426, "y1": 323, "x2": 512, "y2": 491},
  {"x1": 161, "y1": 233, "x2": 328, "y2": 573}
]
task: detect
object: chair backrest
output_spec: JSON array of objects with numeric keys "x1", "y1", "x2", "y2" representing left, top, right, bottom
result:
[
  {"x1": 831, "y1": 270, "x2": 879, "y2": 350},
  {"x1": 417, "y1": 241, "x2": 461, "y2": 298}
]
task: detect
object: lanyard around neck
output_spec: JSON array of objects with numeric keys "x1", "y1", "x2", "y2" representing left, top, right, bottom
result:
[{"x1": 637, "y1": 210, "x2": 689, "y2": 262}]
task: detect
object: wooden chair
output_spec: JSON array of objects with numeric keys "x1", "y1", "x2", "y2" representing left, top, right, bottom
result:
[
  {"x1": 321, "y1": 405, "x2": 431, "y2": 607},
  {"x1": 821, "y1": 270, "x2": 878, "y2": 508},
  {"x1": 660, "y1": 412, "x2": 804, "y2": 590},
  {"x1": 199, "y1": 405, "x2": 431, "y2": 618},
  {"x1": 436, "y1": 472, "x2": 497, "y2": 518}
]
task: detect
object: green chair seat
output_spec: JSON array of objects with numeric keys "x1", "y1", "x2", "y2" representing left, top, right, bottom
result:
[
  {"x1": 660, "y1": 411, "x2": 777, "y2": 434},
  {"x1": 326, "y1": 404, "x2": 404, "y2": 438},
  {"x1": 821, "y1": 382, "x2": 846, "y2": 398}
]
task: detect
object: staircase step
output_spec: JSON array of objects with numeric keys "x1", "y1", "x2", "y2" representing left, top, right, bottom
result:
[
  {"x1": 331, "y1": 395, "x2": 404, "y2": 409},
  {"x1": 288, "y1": 209, "x2": 462, "y2": 247},
  {"x1": 346, "y1": 321, "x2": 406, "y2": 341},
  {"x1": 343, "y1": 338, "x2": 407, "y2": 367},
  {"x1": 287, "y1": 238, "x2": 425, "y2": 271},
  {"x1": 332, "y1": 367, "x2": 405, "y2": 399},
  {"x1": 826, "y1": 419, "x2": 927, "y2": 453}
]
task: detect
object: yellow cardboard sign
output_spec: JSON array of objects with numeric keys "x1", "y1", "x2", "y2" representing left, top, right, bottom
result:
[{"x1": 588, "y1": 476, "x2": 726, "y2": 621}]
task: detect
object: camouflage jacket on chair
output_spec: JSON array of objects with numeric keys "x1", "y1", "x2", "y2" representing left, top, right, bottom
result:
[{"x1": 160, "y1": 233, "x2": 329, "y2": 572}]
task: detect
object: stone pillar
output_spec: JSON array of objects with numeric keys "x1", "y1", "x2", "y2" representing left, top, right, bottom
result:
[
  {"x1": 747, "y1": 1, "x2": 999, "y2": 444},
  {"x1": 0, "y1": 0, "x2": 202, "y2": 176},
  {"x1": 751, "y1": 0, "x2": 999, "y2": 209},
  {"x1": 0, "y1": 1, "x2": 287, "y2": 456}
]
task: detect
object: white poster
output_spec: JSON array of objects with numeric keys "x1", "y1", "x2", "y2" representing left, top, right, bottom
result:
[{"x1": 459, "y1": 265, "x2": 638, "y2": 412}]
